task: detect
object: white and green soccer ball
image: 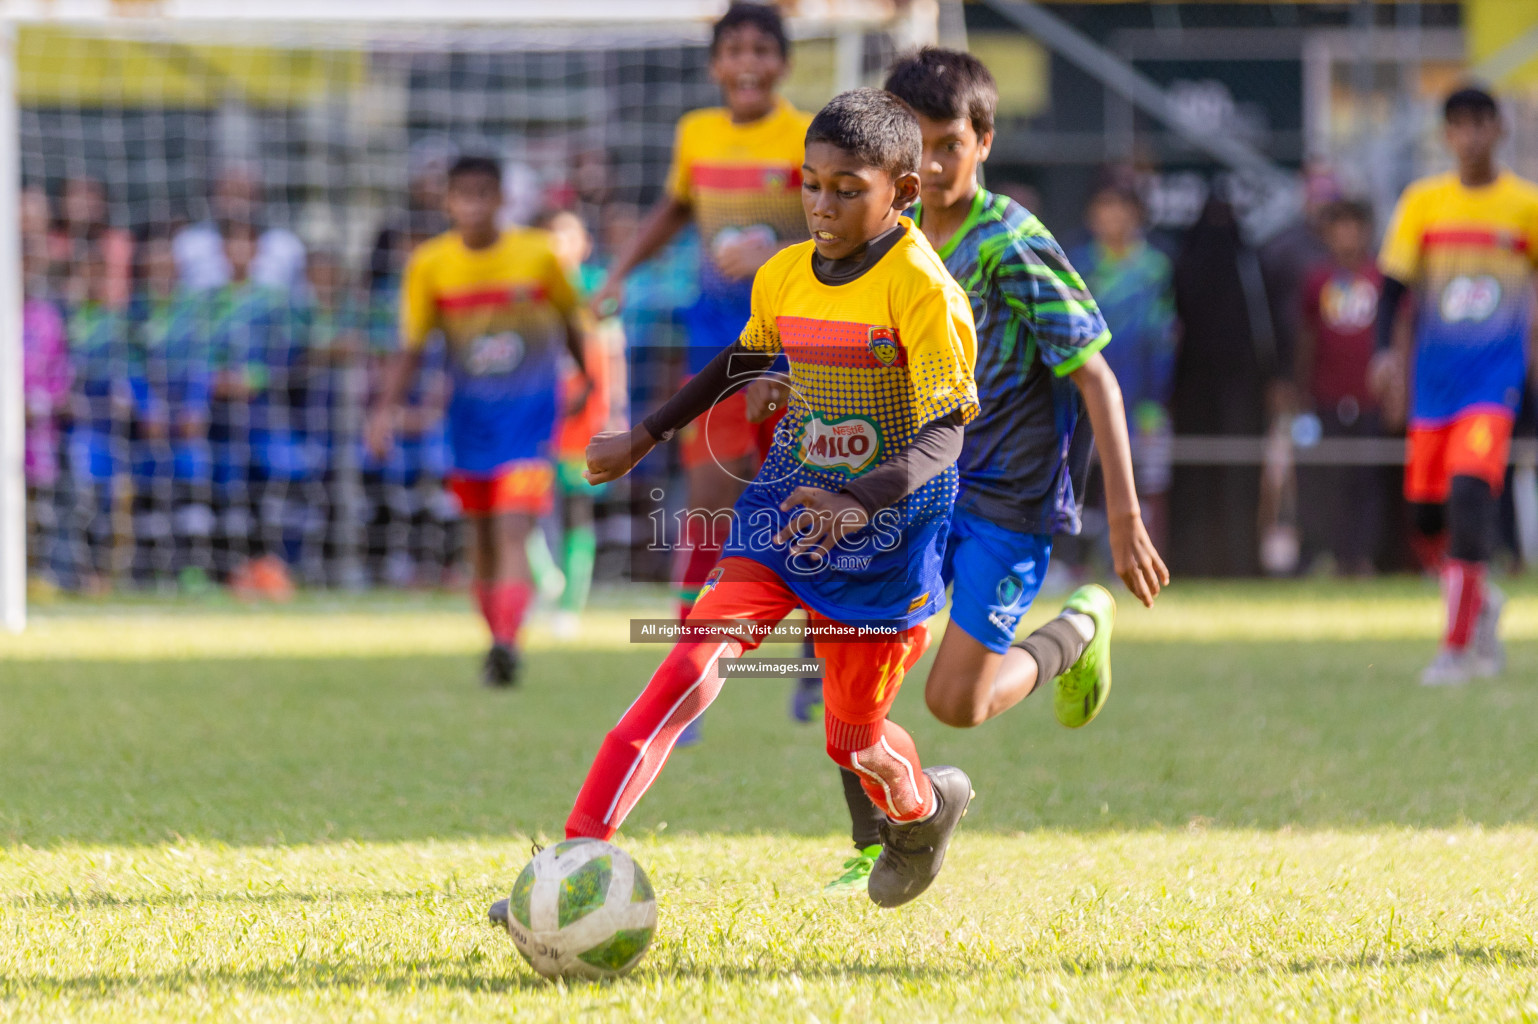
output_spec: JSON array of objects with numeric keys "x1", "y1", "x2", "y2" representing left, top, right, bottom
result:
[{"x1": 504, "y1": 839, "x2": 657, "y2": 981}]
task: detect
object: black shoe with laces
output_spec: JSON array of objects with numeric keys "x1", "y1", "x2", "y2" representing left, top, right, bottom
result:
[
  {"x1": 482, "y1": 643, "x2": 519, "y2": 688},
  {"x1": 867, "y1": 765, "x2": 973, "y2": 909}
]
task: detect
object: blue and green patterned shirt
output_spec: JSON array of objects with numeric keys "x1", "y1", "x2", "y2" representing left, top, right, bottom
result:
[{"x1": 912, "y1": 189, "x2": 1110, "y2": 534}]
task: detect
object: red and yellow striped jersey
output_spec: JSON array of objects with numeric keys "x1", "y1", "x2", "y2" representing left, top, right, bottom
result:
[{"x1": 400, "y1": 229, "x2": 578, "y2": 474}]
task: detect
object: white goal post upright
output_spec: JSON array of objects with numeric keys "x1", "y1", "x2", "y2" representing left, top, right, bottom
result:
[{"x1": 0, "y1": 0, "x2": 936, "y2": 633}]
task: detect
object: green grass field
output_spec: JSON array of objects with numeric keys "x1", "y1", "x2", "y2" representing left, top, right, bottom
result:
[{"x1": 4, "y1": 579, "x2": 1538, "y2": 1022}]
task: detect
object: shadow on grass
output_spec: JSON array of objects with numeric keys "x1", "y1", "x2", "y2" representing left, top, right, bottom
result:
[
  {"x1": 4, "y1": 636, "x2": 1538, "y2": 846},
  {"x1": 5, "y1": 946, "x2": 1536, "y2": 998},
  {"x1": 6, "y1": 888, "x2": 435, "y2": 910}
]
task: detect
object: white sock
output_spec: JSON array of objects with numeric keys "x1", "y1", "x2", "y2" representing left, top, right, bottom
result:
[{"x1": 1061, "y1": 609, "x2": 1095, "y2": 644}]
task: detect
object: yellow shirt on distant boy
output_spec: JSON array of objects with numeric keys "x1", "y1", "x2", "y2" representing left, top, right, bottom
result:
[
  {"x1": 400, "y1": 229, "x2": 577, "y2": 474},
  {"x1": 721, "y1": 221, "x2": 980, "y2": 628},
  {"x1": 666, "y1": 98, "x2": 812, "y2": 305}
]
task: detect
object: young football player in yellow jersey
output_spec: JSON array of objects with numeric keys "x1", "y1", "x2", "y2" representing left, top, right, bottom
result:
[
  {"x1": 487, "y1": 90, "x2": 980, "y2": 917},
  {"x1": 1371, "y1": 86, "x2": 1538, "y2": 686},
  {"x1": 366, "y1": 157, "x2": 588, "y2": 687},
  {"x1": 591, "y1": 4, "x2": 816, "y2": 740}
]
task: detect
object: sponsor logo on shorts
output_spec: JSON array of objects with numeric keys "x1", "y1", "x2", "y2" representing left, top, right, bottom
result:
[
  {"x1": 906, "y1": 592, "x2": 929, "y2": 613},
  {"x1": 801, "y1": 413, "x2": 882, "y2": 474},
  {"x1": 868, "y1": 326, "x2": 900, "y2": 367},
  {"x1": 699, "y1": 565, "x2": 725, "y2": 597},
  {"x1": 988, "y1": 609, "x2": 1019, "y2": 635},
  {"x1": 996, "y1": 573, "x2": 1025, "y2": 607}
]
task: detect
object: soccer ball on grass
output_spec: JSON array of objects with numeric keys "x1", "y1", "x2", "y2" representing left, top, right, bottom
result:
[{"x1": 502, "y1": 838, "x2": 657, "y2": 981}]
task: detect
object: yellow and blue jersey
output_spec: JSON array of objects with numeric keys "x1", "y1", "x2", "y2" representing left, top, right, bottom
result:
[
  {"x1": 915, "y1": 189, "x2": 1111, "y2": 535},
  {"x1": 400, "y1": 229, "x2": 578, "y2": 476},
  {"x1": 665, "y1": 98, "x2": 810, "y2": 372},
  {"x1": 1379, "y1": 170, "x2": 1538, "y2": 426},
  {"x1": 724, "y1": 221, "x2": 979, "y2": 628}
]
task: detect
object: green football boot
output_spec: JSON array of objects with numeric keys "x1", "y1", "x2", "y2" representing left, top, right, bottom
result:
[
  {"x1": 1053, "y1": 584, "x2": 1116, "y2": 729},
  {"x1": 821, "y1": 844, "x2": 881, "y2": 897}
]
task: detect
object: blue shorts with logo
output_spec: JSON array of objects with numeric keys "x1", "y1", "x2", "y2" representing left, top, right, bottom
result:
[{"x1": 941, "y1": 506, "x2": 1052, "y2": 654}]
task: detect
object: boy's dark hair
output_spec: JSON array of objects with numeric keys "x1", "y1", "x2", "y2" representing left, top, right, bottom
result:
[
  {"x1": 1444, "y1": 85, "x2": 1499, "y2": 122},
  {"x1": 805, "y1": 88, "x2": 921, "y2": 178},
  {"x1": 1319, "y1": 198, "x2": 1372, "y2": 228},
  {"x1": 711, "y1": 2, "x2": 788, "y2": 59},
  {"x1": 883, "y1": 47, "x2": 998, "y2": 137},
  {"x1": 447, "y1": 155, "x2": 503, "y2": 188}
]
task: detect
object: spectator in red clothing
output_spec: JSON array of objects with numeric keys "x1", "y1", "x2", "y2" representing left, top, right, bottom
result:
[{"x1": 1295, "y1": 200, "x2": 1387, "y2": 575}]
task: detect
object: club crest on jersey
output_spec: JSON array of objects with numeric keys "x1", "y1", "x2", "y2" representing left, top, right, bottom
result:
[
  {"x1": 867, "y1": 326, "x2": 900, "y2": 366},
  {"x1": 800, "y1": 413, "x2": 882, "y2": 475}
]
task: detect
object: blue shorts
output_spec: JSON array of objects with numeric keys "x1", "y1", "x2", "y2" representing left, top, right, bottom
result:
[{"x1": 941, "y1": 507, "x2": 1052, "y2": 654}]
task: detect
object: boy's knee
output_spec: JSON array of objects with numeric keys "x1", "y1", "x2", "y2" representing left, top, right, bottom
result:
[{"x1": 924, "y1": 684, "x2": 987, "y2": 729}]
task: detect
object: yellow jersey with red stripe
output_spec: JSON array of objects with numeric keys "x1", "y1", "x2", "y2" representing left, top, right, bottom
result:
[
  {"x1": 401, "y1": 229, "x2": 577, "y2": 475},
  {"x1": 720, "y1": 221, "x2": 980, "y2": 628},
  {"x1": 1379, "y1": 170, "x2": 1538, "y2": 426},
  {"x1": 666, "y1": 98, "x2": 811, "y2": 370}
]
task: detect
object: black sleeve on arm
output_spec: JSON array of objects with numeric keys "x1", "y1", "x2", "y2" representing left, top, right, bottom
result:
[
  {"x1": 1375, "y1": 276, "x2": 1408, "y2": 353},
  {"x1": 840, "y1": 410, "x2": 966, "y2": 516},
  {"x1": 641, "y1": 341, "x2": 777, "y2": 441}
]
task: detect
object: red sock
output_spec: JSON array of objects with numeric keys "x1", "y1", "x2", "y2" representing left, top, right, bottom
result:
[
  {"x1": 1441, "y1": 559, "x2": 1485, "y2": 650},
  {"x1": 1411, "y1": 531, "x2": 1448, "y2": 574},
  {"x1": 473, "y1": 582, "x2": 498, "y2": 640},
  {"x1": 475, "y1": 581, "x2": 532, "y2": 646},
  {"x1": 567, "y1": 637, "x2": 740, "y2": 840},
  {"x1": 826, "y1": 714, "x2": 934, "y2": 823},
  {"x1": 492, "y1": 582, "x2": 533, "y2": 646}
]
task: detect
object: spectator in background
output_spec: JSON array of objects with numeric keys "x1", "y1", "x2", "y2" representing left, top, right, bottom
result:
[
  {"x1": 129, "y1": 232, "x2": 214, "y2": 588},
  {"x1": 369, "y1": 138, "x2": 455, "y2": 296},
  {"x1": 1260, "y1": 163, "x2": 1337, "y2": 378},
  {"x1": 1295, "y1": 200, "x2": 1386, "y2": 576},
  {"x1": 208, "y1": 221, "x2": 303, "y2": 598},
  {"x1": 1072, "y1": 179, "x2": 1176, "y2": 551},
  {"x1": 22, "y1": 235, "x2": 70, "y2": 587},
  {"x1": 50, "y1": 175, "x2": 134, "y2": 309},
  {"x1": 174, "y1": 163, "x2": 307, "y2": 296},
  {"x1": 64, "y1": 245, "x2": 133, "y2": 591},
  {"x1": 1169, "y1": 196, "x2": 1275, "y2": 577}
]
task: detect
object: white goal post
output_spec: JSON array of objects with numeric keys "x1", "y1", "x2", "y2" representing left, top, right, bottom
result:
[{"x1": 0, "y1": 0, "x2": 938, "y2": 633}]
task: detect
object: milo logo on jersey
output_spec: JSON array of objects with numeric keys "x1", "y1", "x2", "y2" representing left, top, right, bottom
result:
[
  {"x1": 1440, "y1": 275, "x2": 1502, "y2": 324},
  {"x1": 800, "y1": 413, "x2": 882, "y2": 475},
  {"x1": 464, "y1": 331, "x2": 525, "y2": 376}
]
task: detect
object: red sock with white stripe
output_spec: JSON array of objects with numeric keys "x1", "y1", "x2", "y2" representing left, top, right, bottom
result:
[
  {"x1": 1441, "y1": 558, "x2": 1485, "y2": 651},
  {"x1": 566, "y1": 636, "x2": 740, "y2": 840},
  {"x1": 826, "y1": 713, "x2": 935, "y2": 823}
]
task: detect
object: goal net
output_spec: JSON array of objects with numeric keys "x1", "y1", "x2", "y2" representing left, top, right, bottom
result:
[{"x1": 2, "y1": 1, "x2": 932, "y2": 622}]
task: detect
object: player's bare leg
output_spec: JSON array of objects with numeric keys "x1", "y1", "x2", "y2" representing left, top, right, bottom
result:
[
  {"x1": 924, "y1": 591, "x2": 1106, "y2": 730},
  {"x1": 470, "y1": 511, "x2": 536, "y2": 688}
]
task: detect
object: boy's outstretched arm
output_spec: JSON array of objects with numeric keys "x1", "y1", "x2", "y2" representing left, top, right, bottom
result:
[
  {"x1": 584, "y1": 340, "x2": 777, "y2": 484},
  {"x1": 1069, "y1": 352, "x2": 1169, "y2": 606},
  {"x1": 364, "y1": 347, "x2": 424, "y2": 460}
]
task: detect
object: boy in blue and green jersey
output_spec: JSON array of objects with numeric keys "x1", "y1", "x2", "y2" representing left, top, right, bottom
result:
[{"x1": 821, "y1": 49, "x2": 1170, "y2": 890}]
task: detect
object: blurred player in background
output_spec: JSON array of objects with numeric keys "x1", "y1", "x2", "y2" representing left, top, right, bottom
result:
[
  {"x1": 1296, "y1": 200, "x2": 1384, "y2": 576},
  {"x1": 535, "y1": 207, "x2": 621, "y2": 637},
  {"x1": 367, "y1": 157, "x2": 588, "y2": 687},
  {"x1": 590, "y1": 2, "x2": 811, "y2": 737},
  {"x1": 1372, "y1": 86, "x2": 1538, "y2": 686},
  {"x1": 812, "y1": 50, "x2": 1168, "y2": 893}
]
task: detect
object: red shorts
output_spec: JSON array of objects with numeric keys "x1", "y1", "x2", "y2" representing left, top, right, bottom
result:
[
  {"x1": 447, "y1": 459, "x2": 555, "y2": 516},
  {"x1": 1405, "y1": 411, "x2": 1512, "y2": 503},
  {"x1": 687, "y1": 556, "x2": 929, "y2": 726},
  {"x1": 679, "y1": 389, "x2": 784, "y2": 470}
]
